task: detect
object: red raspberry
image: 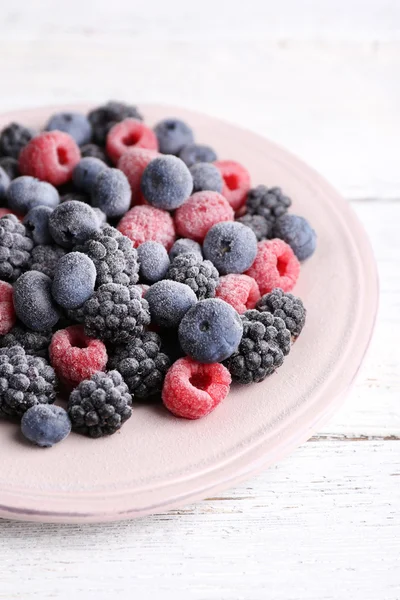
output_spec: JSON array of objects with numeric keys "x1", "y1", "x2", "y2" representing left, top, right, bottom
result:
[
  {"x1": 118, "y1": 205, "x2": 176, "y2": 250},
  {"x1": 49, "y1": 325, "x2": 108, "y2": 389},
  {"x1": 137, "y1": 283, "x2": 150, "y2": 297},
  {"x1": 0, "y1": 208, "x2": 22, "y2": 220},
  {"x1": 19, "y1": 131, "x2": 81, "y2": 186},
  {"x1": 216, "y1": 274, "x2": 260, "y2": 314},
  {"x1": 174, "y1": 191, "x2": 234, "y2": 243},
  {"x1": 245, "y1": 239, "x2": 300, "y2": 295},
  {"x1": 106, "y1": 119, "x2": 159, "y2": 164},
  {"x1": 214, "y1": 160, "x2": 251, "y2": 213},
  {"x1": 117, "y1": 147, "x2": 158, "y2": 206},
  {"x1": 0, "y1": 281, "x2": 16, "y2": 335},
  {"x1": 162, "y1": 357, "x2": 231, "y2": 420}
]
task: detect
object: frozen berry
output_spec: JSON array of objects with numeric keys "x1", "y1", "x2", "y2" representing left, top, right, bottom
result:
[
  {"x1": 174, "y1": 191, "x2": 234, "y2": 243},
  {"x1": 162, "y1": 357, "x2": 231, "y2": 419},
  {"x1": 0, "y1": 157, "x2": 20, "y2": 180},
  {"x1": 189, "y1": 162, "x2": 223, "y2": 193},
  {"x1": 52, "y1": 252, "x2": 96, "y2": 309},
  {"x1": 273, "y1": 214, "x2": 317, "y2": 261},
  {"x1": 0, "y1": 122, "x2": 35, "y2": 159},
  {"x1": 23, "y1": 205, "x2": 53, "y2": 245},
  {"x1": 214, "y1": 160, "x2": 250, "y2": 213},
  {"x1": 118, "y1": 205, "x2": 176, "y2": 250},
  {"x1": 203, "y1": 221, "x2": 257, "y2": 275},
  {"x1": 49, "y1": 325, "x2": 108, "y2": 389},
  {"x1": 117, "y1": 147, "x2": 158, "y2": 206},
  {"x1": 0, "y1": 166, "x2": 10, "y2": 203},
  {"x1": 153, "y1": 118, "x2": 194, "y2": 155},
  {"x1": 137, "y1": 241, "x2": 170, "y2": 284},
  {"x1": 216, "y1": 274, "x2": 260, "y2": 314},
  {"x1": 49, "y1": 200, "x2": 100, "y2": 248},
  {"x1": 45, "y1": 111, "x2": 92, "y2": 146},
  {"x1": 141, "y1": 155, "x2": 193, "y2": 211},
  {"x1": 246, "y1": 185, "x2": 291, "y2": 227},
  {"x1": 28, "y1": 244, "x2": 66, "y2": 278},
  {"x1": 0, "y1": 214, "x2": 34, "y2": 281},
  {"x1": 0, "y1": 324, "x2": 51, "y2": 359},
  {"x1": 91, "y1": 168, "x2": 131, "y2": 217},
  {"x1": 88, "y1": 101, "x2": 143, "y2": 146},
  {"x1": 167, "y1": 252, "x2": 219, "y2": 300},
  {"x1": 0, "y1": 280, "x2": 16, "y2": 335},
  {"x1": 245, "y1": 239, "x2": 300, "y2": 295},
  {"x1": 106, "y1": 118, "x2": 158, "y2": 164},
  {"x1": 237, "y1": 213, "x2": 270, "y2": 241},
  {"x1": 256, "y1": 288, "x2": 306, "y2": 338},
  {"x1": 179, "y1": 143, "x2": 217, "y2": 167},
  {"x1": 19, "y1": 131, "x2": 81, "y2": 186},
  {"x1": 178, "y1": 298, "x2": 243, "y2": 363},
  {"x1": 21, "y1": 404, "x2": 71, "y2": 447},
  {"x1": 80, "y1": 143, "x2": 108, "y2": 163},
  {"x1": 7, "y1": 176, "x2": 59, "y2": 214},
  {"x1": 169, "y1": 238, "x2": 202, "y2": 261},
  {"x1": 72, "y1": 157, "x2": 107, "y2": 192},
  {"x1": 146, "y1": 280, "x2": 197, "y2": 328},
  {"x1": 14, "y1": 271, "x2": 60, "y2": 331}
]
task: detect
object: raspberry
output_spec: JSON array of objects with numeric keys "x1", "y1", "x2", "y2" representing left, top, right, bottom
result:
[
  {"x1": 49, "y1": 325, "x2": 108, "y2": 389},
  {"x1": 118, "y1": 205, "x2": 176, "y2": 250},
  {"x1": 245, "y1": 239, "x2": 300, "y2": 295},
  {"x1": 162, "y1": 357, "x2": 231, "y2": 419},
  {"x1": 19, "y1": 131, "x2": 81, "y2": 186},
  {"x1": 106, "y1": 119, "x2": 158, "y2": 164},
  {"x1": 216, "y1": 274, "x2": 260, "y2": 314},
  {"x1": 117, "y1": 148, "x2": 158, "y2": 206},
  {"x1": 174, "y1": 191, "x2": 234, "y2": 243},
  {"x1": 213, "y1": 160, "x2": 250, "y2": 213},
  {"x1": 0, "y1": 281, "x2": 16, "y2": 335}
]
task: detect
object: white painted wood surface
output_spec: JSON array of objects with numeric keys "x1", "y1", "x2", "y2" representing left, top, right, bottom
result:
[{"x1": 0, "y1": 2, "x2": 399, "y2": 598}]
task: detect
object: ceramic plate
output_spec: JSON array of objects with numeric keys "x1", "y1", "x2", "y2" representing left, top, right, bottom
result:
[{"x1": 0, "y1": 105, "x2": 378, "y2": 523}]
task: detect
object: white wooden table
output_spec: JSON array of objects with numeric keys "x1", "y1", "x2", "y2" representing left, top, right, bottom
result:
[{"x1": 0, "y1": 2, "x2": 399, "y2": 598}]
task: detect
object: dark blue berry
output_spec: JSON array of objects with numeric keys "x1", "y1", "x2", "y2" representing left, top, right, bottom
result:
[
  {"x1": 189, "y1": 162, "x2": 223, "y2": 193},
  {"x1": 141, "y1": 155, "x2": 193, "y2": 210},
  {"x1": 178, "y1": 298, "x2": 243, "y2": 363},
  {"x1": 0, "y1": 166, "x2": 10, "y2": 203},
  {"x1": 23, "y1": 205, "x2": 53, "y2": 245},
  {"x1": 72, "y1": 157, "x2": 108, "y2": 192},
  {"x1": 0, "y1": 122, "x2": 35, "y2": 158},
  {"x1": 169, "y1": 238, "x2": 202, "y2": 261},
  {"x1": 272, "y1": 214, "x2": 316, "y2": 261},
  {"x1": 137, "y1": 241, "x2": 170, "y2": 283},
  {"x1": 91, "y1": 168, "x2": 131, "y2": 217},
  {"x1": 52, "y1": 252, "x2": 96, "y2": 309},
  {"x1": 7, "y1": 176, "x2": 59, "y2": 214},
  {"x1": 14, "y1": 270, "x2": 60, "y2": 331},
  {"x1": 49, "y1": 200, "x2": 100, "y2": 248},
  {"x1": 145, "y1": 280, "x2": 197, "y2": 328},
  {"x1": 179, "y1": 143, "x2": 217, "y2": 167},
  {"x1": 203, "y1": 221, "x2": 257, "y2": 275},
  {"x1": 21, "y1": 404, "x2": 71, "y2": 447},
  {"x1": 88, "y1": 101, "x2": 143, "y2": 146},
  {"x1": 0, "y1": 157, "x2": 20, "y2": 180},
  {"x1": 153, "y1": 118, "x2": 194, "y2": 155},
  {"x1": 45, "y1": 111, "x2": 92, "y2": 145}
]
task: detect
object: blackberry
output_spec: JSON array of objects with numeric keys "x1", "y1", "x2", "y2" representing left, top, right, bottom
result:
[
  {"x1": 245, "y1": 185, "x2": 291, "y2": 227},
  {"x1": 28, "y1": 244, "x2": 66, "y2": 279},
  {"x1": 167, "y1": 252, "x2": 219, "y2": 300},
  {"x1": 256, "y1": 288, "x2": 306, "y2": 338},
  {"x1": 108, "y1": 331, "x2": 170, "y2": 399},
  {"x1": 68, "y1": 370, "x2": 132, "y2": 437},
  {"x1": 237, "y1": 214, "x2": 270, "y2": 241},
  {"x1": 75, "y1": 225, "x2": 139, "y2": 288},
  {"x1": 0, "y1": 214, "x2": 34, "y2": 282},
  {"x1": 0, "y1": 345, "x2": 57, "y2": 419},
  {"x1": 0, "y1": 324, "x2": 52, "y2": 359},
  {"x1": 224, "y1": 310, "x2": 291, "y2": 384},
  {"x1": 0, "y1": 122, "x2": 35, "y2": 159},
  {"x1": 80, "y1": 143, "x2": 108, "y2": 163},
  {"x1": 0, "y1": 157, "x2": 20, "y2": 180},
  {"x1": 88, "y1": 101, "x2": 143, "y2": 146},
  {"x1": 81, "y1": 283, "x2": 150, "y2": 343}
]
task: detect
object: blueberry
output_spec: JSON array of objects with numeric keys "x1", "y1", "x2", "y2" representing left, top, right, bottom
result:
[
  {"x1": 45, "y1": 111, "x2": 92, "y2": 145},
  {"x1": 0, "y1": 166, "x2": 10, "y2": 203},
  {"x1": 23, "y1": 205, "x2": 53, "y2": 245},
  {"x1": 141, "y1": 155, "x2": 193, "y2": 210},
  {"x1": 14, "y1": 270, "x2": 60, "y2": 331},
  {"x1": 21, "y1": 405, "x2": 71, "y2": 447},
  {"x1": 137, "y1": 241, "x2": 170, "y2": 284},
  {"x1": 145, "y1": 280, "x2": 197, "y2": 328},
  {"x1": 7, "y1": 176, "x2": 60, "y2": 214},
  {"x1": 91, "y1": 168, "x2": 131, "y2": 217},
  {"x1": 52, "y1": 252, "x2": 96, "y2": 309},
  {"x1": 272, "y1": 214, "x2": 317, "y2": 261},
  {"x1": 93, "y1": 207, "x2": 107, "y2": 226},
  {"x1": 179, "y1": 143, "x2": 217, "y2": 167},
  {"x1": 203, "y1": 221, "x2": 258, "y2": 275},
  {"x1": 153, "y1": 118, "x2": 194, "y2": 155},
  {"x1": 49, "y1": 200, "x2": 100, "y2": 248},
  {"x1": 189, "y1": 162, "x2": 223, "y2": 193},
  {"x1": 72, "y1": 157, "x2": 108, "y2": 192},
  {"x1": 0, "y1": 157, "x2": 19, "y2": 180},
  {"x1": 169, "y1": 238, "x2": 203, "y2": 261},
  {"x1": 178, "y1": 298, "x2": 243, "y2": 363}
]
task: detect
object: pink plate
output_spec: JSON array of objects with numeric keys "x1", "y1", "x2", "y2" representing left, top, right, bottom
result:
[{"x1": 0, "y1": 105, "x2": 378, "y2": 523}]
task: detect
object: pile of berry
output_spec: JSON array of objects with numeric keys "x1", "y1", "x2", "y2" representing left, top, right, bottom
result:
[{"x1": 0, "y1": 101, "x2": 316, "y2": 447}]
